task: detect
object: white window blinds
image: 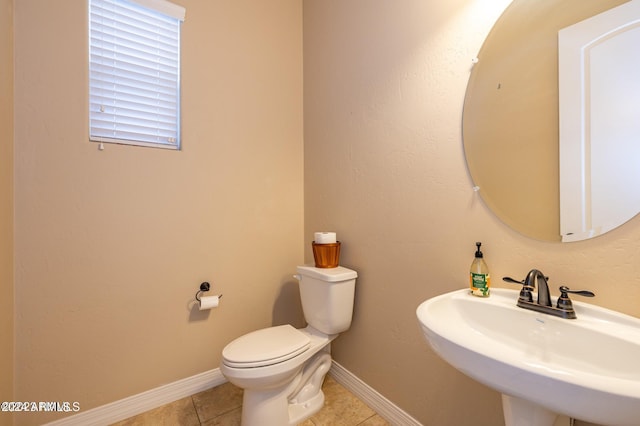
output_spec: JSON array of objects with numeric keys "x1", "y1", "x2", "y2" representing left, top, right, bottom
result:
[{"x1": 89, "y1": 0, "x2": 185, "y2": 149}]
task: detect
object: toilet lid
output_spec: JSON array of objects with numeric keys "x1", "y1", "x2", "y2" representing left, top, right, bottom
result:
[{"x1": 223, "y1": 324, "x2": 310, "y2": 368}]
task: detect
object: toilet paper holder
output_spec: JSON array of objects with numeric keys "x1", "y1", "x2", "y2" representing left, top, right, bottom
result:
[{"x1": 195, "y1": 282, "x2": 223, "y2": 302}]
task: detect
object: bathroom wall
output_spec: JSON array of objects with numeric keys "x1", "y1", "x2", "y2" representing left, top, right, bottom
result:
[
  {"x1": 0, "y1": 0, "x2": 14, "y2": 424},
  {"x1": 10, "y1": 1, "x2": 640, "y2": 425},
  {"x1": 13, "y1": 0, "x2": 303, "y2": 424},
  {"x1": 303, "y1": 0, "x2": 640, "y2": 424}
]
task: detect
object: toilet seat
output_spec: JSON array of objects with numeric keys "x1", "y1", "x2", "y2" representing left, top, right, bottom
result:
[{"x1": 222, "y1": 324, "x2": 310, "y2": 368}]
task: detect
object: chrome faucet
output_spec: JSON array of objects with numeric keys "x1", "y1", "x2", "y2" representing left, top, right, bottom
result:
[{"x1": 503, "y1": 269, "x2": 595, "y2": 319}]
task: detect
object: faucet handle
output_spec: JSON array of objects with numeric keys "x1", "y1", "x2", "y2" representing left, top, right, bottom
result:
[
  {"x1": 559, "y1": 286, "x2": 595, "y2": 297},
  {"x1": 502, "y1": 276, "x2": 534, "y2": 303},
  {"x1": 556, "y1": 286, "x2": 595, "y2": 311},
  {"x1": 503, "y1": 274, "x2": 549, "y2": 287}
]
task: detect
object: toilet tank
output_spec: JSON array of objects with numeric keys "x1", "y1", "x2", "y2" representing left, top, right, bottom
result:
[{"x1": 295, "y1": 265, "x2": 358, "y2": 335}]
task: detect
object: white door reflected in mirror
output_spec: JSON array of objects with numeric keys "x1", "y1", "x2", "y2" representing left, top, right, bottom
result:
[{"x1": 559, "y1": 0, "x2": 640, "y2": 242}]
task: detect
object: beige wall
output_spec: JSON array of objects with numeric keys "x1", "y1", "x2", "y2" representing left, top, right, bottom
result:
[
  {"x1": 304, "y1": 0, "x2": 640, "y2": 425},
  {"x1": 13, "y1": 0, "x2": 303, "y2": 424},
  {"x1": 8, "y1": 0, "x2": 640, "y2": 425},
  {"x1": 0, "y1": 0, "x2": 14, "y2": 424}
]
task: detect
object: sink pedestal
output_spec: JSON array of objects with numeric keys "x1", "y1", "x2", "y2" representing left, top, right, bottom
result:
[{"x1": 502, "y1": 394, "x2": 558, "y2": 426}]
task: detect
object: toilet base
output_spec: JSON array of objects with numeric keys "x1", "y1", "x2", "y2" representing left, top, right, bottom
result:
[
  {"x1": 240, "y1": 351, "x2": 332, "y2": 426},
  {"x1": 289, "y1": 389, "x2": 325, "y2": 425},
  {"x1": 241, "y1": 388, "x2": 325, "y2": 426}
]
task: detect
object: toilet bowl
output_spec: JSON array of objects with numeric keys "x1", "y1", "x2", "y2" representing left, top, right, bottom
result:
[
  {"x1": 221, "y1": 325, "x2": 334, "y2": 425},
  {"x1": 220, "y1": 265, "x2": 357, "y2": 426}
]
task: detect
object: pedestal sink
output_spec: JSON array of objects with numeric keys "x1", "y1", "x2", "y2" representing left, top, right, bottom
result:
[{"x1": 416, "y1": 288, "x2": 640, "y2": 426}]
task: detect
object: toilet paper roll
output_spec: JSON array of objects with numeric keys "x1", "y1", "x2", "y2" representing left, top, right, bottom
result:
[
  {"x1": 314, "y1": 232, "x2": 337, "y2": 244},
  {"x1": 199, "y1": 295, "x2": 220, "y2": 310}
]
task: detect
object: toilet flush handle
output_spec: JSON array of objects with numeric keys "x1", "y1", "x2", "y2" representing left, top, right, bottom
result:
[{"x1": 293, "y1": 274, "x2": 302, "y2": 281}]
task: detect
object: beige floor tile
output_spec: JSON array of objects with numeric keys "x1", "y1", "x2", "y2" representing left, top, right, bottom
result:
[
  {"x1": 357, "y1": 414, "x2": 390, "y2": 426},
  {"x1": 192, "y1": 382, "x2": 243, "y2": 423},
  {"x1": 200, "y1": 406, "x2": 242, "y2": 426},
  {"x1": 307, "y1": 376, "x2": 377, "y2": 426},
  {"x1": 109, "y1": 396, "x2": 199, "y2": 426}
]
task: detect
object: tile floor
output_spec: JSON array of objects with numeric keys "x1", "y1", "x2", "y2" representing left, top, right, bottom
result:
[{"x1": 110, "y1": 375, "x2": 389, "y2": 426}]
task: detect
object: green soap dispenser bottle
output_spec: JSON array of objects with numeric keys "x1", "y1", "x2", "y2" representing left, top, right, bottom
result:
[{"x1": 470, "y1": 242, "x2": 490, "y2": 297}]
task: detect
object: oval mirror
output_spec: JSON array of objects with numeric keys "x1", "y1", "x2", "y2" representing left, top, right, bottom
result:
[{"x1": 463, "y1": 0, "x2": 638, "y2": 242}]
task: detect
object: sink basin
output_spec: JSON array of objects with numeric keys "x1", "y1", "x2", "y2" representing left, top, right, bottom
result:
[{"x1": 416, "y1": 288, "x2": 640, "y2": 426}]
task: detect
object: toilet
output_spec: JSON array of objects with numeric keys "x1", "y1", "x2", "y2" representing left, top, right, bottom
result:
[{"x1": 220, "y1": 265, "x2": 358, "y2": 426}]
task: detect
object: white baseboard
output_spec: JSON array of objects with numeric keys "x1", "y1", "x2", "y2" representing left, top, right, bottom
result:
[
  {"x1": 45, "y1": 362, "x2": 419, "y2": 426},
  {"x1": 329, "y1": 361, "x2": 422, "y2": 426},
  {"x1": 45, "y1": 369, "x2": 227, "y2": 426}
]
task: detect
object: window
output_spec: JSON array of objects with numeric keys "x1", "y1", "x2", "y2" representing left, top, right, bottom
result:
[{"x1": 89, "y1": 0, "x2": 185, "y2": 149}]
